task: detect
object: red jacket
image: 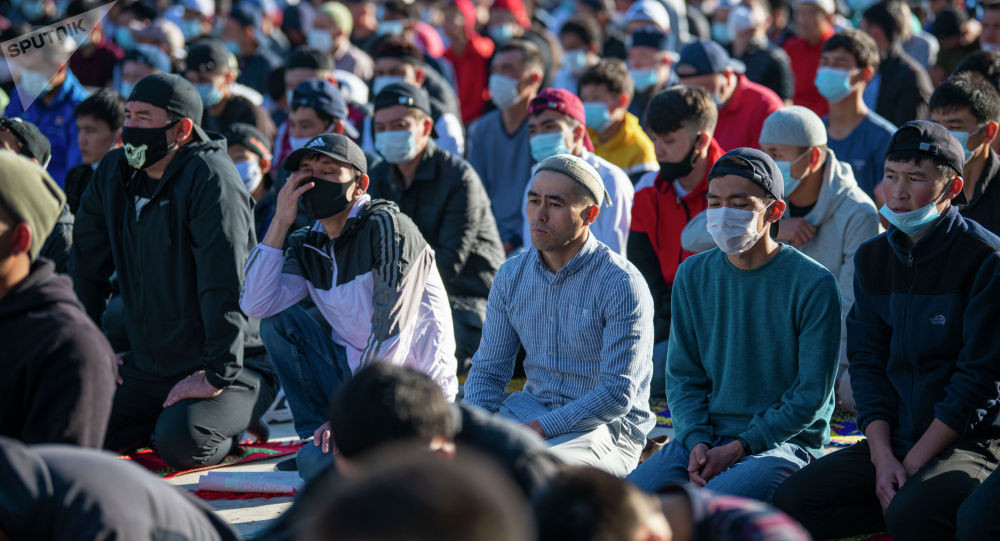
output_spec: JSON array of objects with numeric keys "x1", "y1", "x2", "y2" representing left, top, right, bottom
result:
[
  {"x1": 715, "y1": 75, "x2": 784, "y2": 152},
  {"x1": 631, "y1": 138, "x2": 725, "y2": 286},
  {"x1": 446, "y1": 0, "x2": 495, "y2": 124},
  {"x1": 783, "y1": 26, "x2": 835, "y2": 117}
]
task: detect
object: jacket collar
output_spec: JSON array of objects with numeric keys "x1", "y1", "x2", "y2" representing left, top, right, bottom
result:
[
  {"x1": 886, "y1": 205, "x2": 963, "y2": 265},
  {"x1": 653, "y1": 137, "x2": 724, "y2": 201},
  {"x1": 388, "y1": 141, "x2": 440, "y2": 192},
  {"x1": 955, "y1": 149, "x2": 999, "y2": 209}
]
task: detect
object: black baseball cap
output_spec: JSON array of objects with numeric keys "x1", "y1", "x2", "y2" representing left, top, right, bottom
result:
[
  {"x1": 224, "y1": 123, "x2": 271, "y2": 159},
  {"x1": 284, "y1": 133, "x2": 368, "y2": 174},
  {"x1": 128, "y1": 73, "x2": 209, "y2": 140},
  {"x1": 676, "y1": 40, "x2": 746, "y2": 78},
  {"x1": 708, "y1": 147, "x2": 784, "y2": 200},
  {"x1": 291, "y1": 79, "x2": 349, "y2": 120},
  {"x1": 374, "y1": 81, "x2": 432, "y2": 116},
  {"x1": 884, "y1": 120, "x2": 964, "y2": 176},
  {"x1": 186, "y1": 39, "x2": 234, "y2": 73},
  {"x1": 0, "y1": 117, "x2": 51, "y2": 167}
]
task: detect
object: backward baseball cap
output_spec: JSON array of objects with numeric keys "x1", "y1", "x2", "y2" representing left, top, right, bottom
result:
[{"x1": 0, "y1": 151, "x2": 65, "y2": 260}]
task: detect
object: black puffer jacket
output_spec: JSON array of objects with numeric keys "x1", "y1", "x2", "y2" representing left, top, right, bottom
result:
[{"x1": 73, "y1": 132, "x2": 273, "y2": 388}]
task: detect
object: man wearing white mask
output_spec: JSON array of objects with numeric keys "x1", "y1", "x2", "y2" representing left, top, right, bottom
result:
[
  {"x1": 625, "y1": 29, "x2": 674, "y2": 130},
  {"x1": 466, "y1": 39, "x2": 544, "y2": 253},
  {"x1": 224, "y1": 123, "x2": 275, "y2": 236},
  {"x1": 367, "y1": 82, "x2": 504, "y2": 372},
  {"x1": 729, "y1": 0, "x2": 795, "y2": 103},
  {"x1": 551, "y1": 17, "x2": 601, "y2": 94},
  {"x1": 306, "y1": 1, "x2": 373, "y2": 81},
  {"x1": 628, "y1": 147, "x2": 841, "y2": 502},
  {"x1": 682, "y1": 106, "x2": 879, "y2": 410}
]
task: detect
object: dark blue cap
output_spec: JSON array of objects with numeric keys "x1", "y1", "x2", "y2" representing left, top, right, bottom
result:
[
  {"x1": 885, "y1": 120, "x2": 965, "y2": 176},
  {"x1": 628, "y1": 28, "x2": 670, "y2": 51},
  {"x1": 374, "y1": 81, "x2": 432, "y2": 116},
  {"x1": 708, "y1": 147, "x2": 784, "y2": 200},
  {"x1": 291, "y1": 79, "x2": 348, "y2": 121},
  {"x1": 676, "y1": 40, "x2": 745, "y2": 77},
  {"x1": 229, "y1": 3, "x2": 260, "y2": 27}
]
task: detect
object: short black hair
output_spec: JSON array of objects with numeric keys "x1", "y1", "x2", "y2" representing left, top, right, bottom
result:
[
  {"x1": 884, "y1": 150, "x2": 957, "y2": 182},
  {"x1": 579, "y1": 59, "x2": 634, "y2": 99},
  {"x1": 533, "y1": 467, "x2": 655, "y2": 541},
  {"x1": 953, "y1": 51, "x2": 1000, "y2": 94},
  {"x1": 823, "y1": 29, "x2": 880, "y2": 71},
  {"x1": 930, "y1": 72, "x2": 1000, "y2": 124},
  {"x1": 645, "y1": 85, "x2": 718, "y2": 136},
  {"x1": 497, "y1": 38, "x2": 546, "y2": 76},
  {"x1": 559, "y1": 15, "x2": 601, "y2": 48},
  {"x1": 74, "y1": 89, "x2": 126, "y2": 130},
  {"x1": 328, "y1": 364, "x2": 454, "y2": 459},
  {"x1": 862, "y1": 1, "x2": 908, "y2": 46},
  {"x1": 298, "y1": 450, "x2": 534, "y2": 541}
]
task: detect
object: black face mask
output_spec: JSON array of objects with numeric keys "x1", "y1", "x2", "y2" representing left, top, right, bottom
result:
[
  {"x1": 121, "y1": 121, "x2": 179, "y2": 170},
  {"x1": 301, "y1": 176, "x2": 356, "y2": 220},
  {"x1": 658, "y1": 134, "x2": 702, "y2": 181}
]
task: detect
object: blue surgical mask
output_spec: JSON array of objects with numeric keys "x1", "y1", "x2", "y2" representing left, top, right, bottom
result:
[
  {"x1": 195, "y1": 82, "x2": 223, "y2": 108},
  {"x1": 529, "y1": 131, "x2": 570, "y2": 162},
  {"x1": 19, "y1": 69, "x2": 51, "y2": 100},
  {"x1": 949, "y1": 128, "x2": 979, "y2": 162},
  {"x1": 376, "y1": 20, "x2": 406, "y2": 37},
  {"x1": 879, "y1": 202, "x2": 941, "y2": 238},
  {"x1": 224, "y1": 39, "x2": 241, "y2": 56},
  {"x1": 373, "y1": 75, "x2": 407, "y2": 97},
  {"x1": 814, "y1": 66, "x2": 854, "y2": 103},
  {"x1": 563, "y1": 49, "x2": 590, "y2": 75},
  {"x1": 583, "y1": 102, "x2": 612, "y2": 131},
  {"x1": 235, "y1": 160, "x2": 264, "y2": 192},
  {"x1": 488, "y1": 23, "x2": 518, "y2": 45},
  {"x1": 711, "y1": 22, "x2": 732, "y2": 45},
  {"x1": 118, "y1": 80, "x2": 136, "y2": 99},
  {"x1": 375, "y1": 129, "x2": 420, "y2": 163},
  {"x1": 774, "y1": 149, "x2": 811, "y2": 196},
  {"x1": 630, "y1": 68, "x2": 659, "y2": 92},
  {"x1": 489, "y1": 74, "x2": 522, "y2": 110},
  {"x1": 181, "y1": 18, "x2": 203, "y2": 41},
  {"x1": 845, "y1": 0, "x2": 877, "y2": 11},
  {"x1": 115, "y1": 26, "x2": 135, "y2": 52},
  {"x1": 307, "y1": 28, "x2": 333, "y2": 52}
]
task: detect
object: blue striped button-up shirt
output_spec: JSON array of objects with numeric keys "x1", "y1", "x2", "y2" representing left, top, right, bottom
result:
[{"x1": 463, "y1": 233, "x2": 655, "y2": 447}]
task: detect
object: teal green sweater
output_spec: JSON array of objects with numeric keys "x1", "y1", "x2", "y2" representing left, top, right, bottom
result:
[{"x1": 666, "y1": 245, "x2": 842, "y2": 456}]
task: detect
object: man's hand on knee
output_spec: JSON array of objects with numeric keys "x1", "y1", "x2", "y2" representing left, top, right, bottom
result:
[
  {"x1": 314, "y1": 421, "x2": 337, "y2": 454},
  {"x1": 162, "y1": 370, "x2": 223, "y2": 408},
  {"x1": 687, "y1": 443, "x2": 710, "y2": 486},
  {"x1": 700, "y1": 440, "x2": 746, "y2": 483}
]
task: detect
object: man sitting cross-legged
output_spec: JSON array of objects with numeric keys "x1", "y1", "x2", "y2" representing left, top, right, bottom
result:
[
  {"x1": 463, "y1": 153, "x2": 655, "y2": 476},
  {"x1": 627, "y1": 148, "x2": 842, "y2": 502}
]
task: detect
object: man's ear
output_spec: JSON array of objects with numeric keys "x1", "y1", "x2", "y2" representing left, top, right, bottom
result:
[
  {"x1": 333, "y1": 119, "x2": 346, "y2": 134},
  {"x1": 584, "y1": 204, "x2": 599, "y2": 224},
  {"x1": 983, "y1": 121, "x2": 999, "y2": 144},
  {"x1": 945, "y1": 175, "x2": 964, "y2": 199},
  {"x1": 768, "y1": 199, "x2": 786, "y2": 222},
  {"x1": 808, "y1": 146, "x2": 824, "y2": 172},
  {"x1": 414, "y1": 67, "x2": 426, "y2": 85},
  {"x1": 174, "y1": 117, "x2": 195, "y2": 143},
  {"x1": 259, "y1": 155, "x2": 272, "y2": 171},
  {"x1": 7, "y1": 223, "x2": 32, "y2": 256},
  {"x1": 422, "y1": 115, "x2": 434, "y2": 137},
  {"x1": 616, "y1": 92, "x2": 629, "y2": 110},
  {"x1": 355, "y1": 173, "x2": 370, "y2": 195}
]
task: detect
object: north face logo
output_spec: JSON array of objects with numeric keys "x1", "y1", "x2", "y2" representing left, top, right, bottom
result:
[{"x1": 929, "y1": 315, "x2": 946, "y2": 325}]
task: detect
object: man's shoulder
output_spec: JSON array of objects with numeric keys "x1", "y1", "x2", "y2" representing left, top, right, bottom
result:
[
  {"x1": 588, "y1": 154, "x2": 632, "y2": 189},
  {"x1": 861, "y1": 111, "x2": 898, "y2": 135},
  {"x1": 468, "y1": 110, "x2": 502, "y2": 135}
]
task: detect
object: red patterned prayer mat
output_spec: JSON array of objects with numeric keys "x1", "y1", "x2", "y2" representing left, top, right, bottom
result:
[{"x1": 121, "y1": 440, "x2": 304, "y2": 479}]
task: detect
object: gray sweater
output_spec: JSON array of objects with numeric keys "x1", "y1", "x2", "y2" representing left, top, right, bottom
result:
[{"x1": 681, "y1": 150, "x2": 880, "y2": 351}]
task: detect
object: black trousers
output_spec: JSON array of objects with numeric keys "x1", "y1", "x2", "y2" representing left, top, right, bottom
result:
[
  {"x1": 104, "y1": 356, "x2": 277, "y2": 470},
  {"x1": 773, "y1": 438, "x2": 1000, "y2": 540},
  {"x1": 957, "y1": 468, "x2": 1000, "y2": 541}
]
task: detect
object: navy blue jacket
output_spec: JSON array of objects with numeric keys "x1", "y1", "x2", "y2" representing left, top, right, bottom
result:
[{"x1": 848, "y1": 206, "x2": 1000, "y2": 454}]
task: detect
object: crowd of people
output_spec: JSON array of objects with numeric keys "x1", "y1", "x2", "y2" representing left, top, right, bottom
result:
[{"x1": 1, "y1": 0, "x2": 1000, "y2": 539}]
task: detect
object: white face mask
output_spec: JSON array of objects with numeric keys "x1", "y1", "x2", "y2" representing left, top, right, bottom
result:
[
  {"x1": 488, "y1": 74, "x2": 522, "y2": 110},
  {"x1": 307, "y1": 28, "x2": 334, "y2": 52},
  {"x1": 235, "y1": 160, "x2": 264, "y2": 192},
  {"x1": 705, "y1": 203, "x2": 773, "y2": 254},
  {"x1": 289, "y1": 135, "x2": 313, "y2": 150}
]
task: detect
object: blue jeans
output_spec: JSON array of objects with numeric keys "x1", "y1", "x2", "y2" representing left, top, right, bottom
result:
[
  {"x1": 627, "y1": 436, "x2": 813, "y2": 502},
  {"x1": 259, "y1": 303, "x2": 351, "y2": 439},
  {"x1": 650, "y1": 340, "x2": 668, "y2": 399}
]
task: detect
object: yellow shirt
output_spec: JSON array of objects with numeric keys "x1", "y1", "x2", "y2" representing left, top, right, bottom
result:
[{"x1": 588, "y1": 112, "x2": 658, "y2": 180}]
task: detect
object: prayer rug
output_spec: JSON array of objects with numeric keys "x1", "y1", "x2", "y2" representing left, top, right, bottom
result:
[
  {"x1": 121, "y1": 440, "x2": 304, "y2": 479},
  {"x1": 647, "y1": 400, "x2": 866, "y2": 446},
  {"x1": 189, "y1": 489, "x2": 297, "y2": 500}
]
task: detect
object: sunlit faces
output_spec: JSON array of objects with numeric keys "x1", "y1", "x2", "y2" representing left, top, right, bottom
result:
[
  {"x1": 649, "y1": 128, "x2": 701, "y2": 163},
  {"x1": 491, "y1": 49, "x2": 530, "y2": 84},
  {"x1": 626, "y1": 46, "x2": 669, "y2": 71},
  {"x1": 706, "y1": 174, "x2": 780, "y2": 228},
  {"x1": 299, "y1": 154, "x2": 361, "y2": 188},
  {"x1": 121, "y1": 60, "x2": 157, "y2": 87},
  {"x1": 579, "y1": 83, "x2": 627, "y2": 128},
  {"x1": 288, "y1": 106, "x2": 334, "y2": 139},
  {"x1": 76, "y1": 115, "x2": 118, "y2": 165},
  {"x1": 123, "y1": 101, "x2": 171, "y2": 129},
  {"x1": 525, "y1": 169, "x2": 597, "y2": 252},
  {"x1": 794, "y1": 2, "x2": 828, "y2": 43},
  {"x1": 929, "y1": 107, "x2": 997, "y2": 160},
  {"x1": 528, "y1": 109, "x2": 577, "y2": 145},
  {"x1": 983, "y1": 8, "x2": 1000, "y2": 49},
  {"x1": 881, "y1": 159, "x2": 959, "y2": 213}
]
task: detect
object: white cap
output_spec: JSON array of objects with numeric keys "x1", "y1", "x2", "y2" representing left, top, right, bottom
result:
[
  {"x1": 798, "y1": 0, "x2": 835, "y2": 15},
  {"x1": 182, "y1": 0, "x2": 215, "y2": 18},
  {"x1": 625, "y1": 0, "x2": 671, "y2": 32},
  {"x1": 728, "y1": 5, "x2": 763, "y2": 35}
]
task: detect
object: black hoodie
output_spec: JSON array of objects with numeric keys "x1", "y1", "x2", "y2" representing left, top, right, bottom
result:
[
  {"x1": 73, "y1": 132, "x2": 274, "y2": 389},
  {"x1": 0, "y1": 259, "x2": 116, "y2": 448}
]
